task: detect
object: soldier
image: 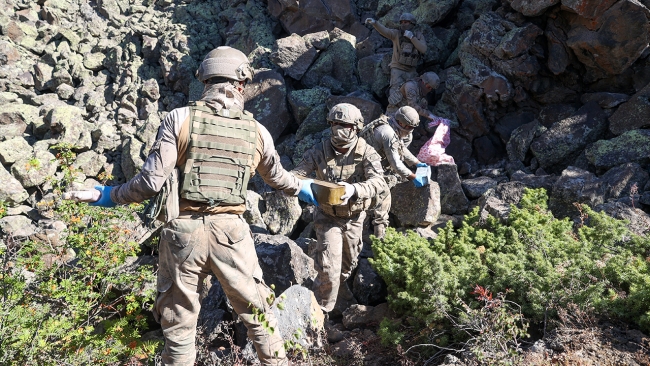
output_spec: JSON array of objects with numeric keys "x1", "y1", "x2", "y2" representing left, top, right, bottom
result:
[
  {"x1": 359, "y1": 106, "x2": 428, "y2": 238},
  {"x1": 385, "y1": 71, "x2": 440, "y2": 122},
  {"x1": 365, "y1": 13, "x2": 427, "y2": 97},
  {"x1": 64, "y1": 46, "x2": 318, "y2": 366},
  {"x1": 291, "y1": 103, "x2": 388, "y2": 313}
]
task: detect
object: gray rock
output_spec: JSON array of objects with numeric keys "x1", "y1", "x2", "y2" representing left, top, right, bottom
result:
[
  {"x1": 269, "y1": 0, "x2": 360, "y2": 36},
  {"x1": 46, "y1": 105, "x2": 93, "y2": 151},
  {"x1": 0, "y1": 165, "x2": 28, "y2": 205},
  {"x1": 478, "y1": 182, "x2": 527, "y2": 222},
  {"x1": 271, "y1": 34, "x2": 318, "y2": 80},
  {"x1": 244, "y1": 190, "x2": 268, "y2": 234},
  {"x1": 507, "y1": 120, "x2": 546, "y2": 163},
  {"x1": 352, "y1": 258, "x2": 386, "y2": 306},
  {"x1": 261, "y1": 191, "x2": 301, "y2": 236},
  {"x1": 253, "y1": 234, "x2": 317, "y2": 295},
  {"x1": 271, "y1": 285, "x2": 324, "y2": 349},
  {"x1": 390, "y1": 181, "x2": 441, "y2": 227},
  {"x1": 600, "y1": 163, "x2": 649, "y2": 200},
  {"x1": 244, "y1": 70, "x2": 292, "y2": 141},
  {"x1": 11, "y1": 150, "x2": 59, "y2": 188},
  {"x1": 0, "y1": 104, "x2": 39, "y2": 140},
  {"x1": 0, "y1": 215, "x2": 36, "y2": 237},
  {"x1": 0, "y1": 137, "x2": 32, "y2": 165},
  {"x1": 55, "y1": 84, "x2": 75, "y2": 100},
  {"x1": 72, "y1": 151, "x2": 108, "y2": 177},
  {"x1": 0, "y1": 40, "x2": 20, "y2": 65},
  {"x1": 287, "y1": 87, "x2": 331, "y2": 124},
  {"x1": 609, "y1": 82, "x2": 650, "y2": 135},
  {"x1": 121, "y1": 137, "x2": 145, "y2": 181},
  {"x1": 433, "y1": 164, "x2": 470, "y2": 215},
  {"x1": 510, "y1": 171, "x2": 558, "y2": 192},
  {"x1": 341, "y1": 303, "x2": 395, "y2": 330},
  {"x1": 462, "y1": 176, "x2": 498, "y2": 199},
  {"x1": 83, "y1": 52, "x2": 106, "y2": 71},
  {"x1": 413, "y1": 0, "x2": 461, "y2": 25},
  {"x1": 549, "y1": 166, "x2": 606, "y2": 219},
  {"x1": 303, "y1": 31, "x2": 330, "y2": 50},
  {"x1": 506, "y1": 0, "x2": 560, "y2": 16},
  {"x1": 140, "y1": 79, "x2": 160, "y2": 100},
  {"x1": 580, "y1": 92, "x2": 630, "y2": 109},
  {"x1": 302, "y1": 29, "x2": 358, "y2": 94},
  {"x1": 594, "y1": 201, "x2": 650, "y2": 237},
  {"x1": 296, "y1": 103, "x2": 328, "y2": 140},
  {"x1": 530, "y1": 102, "x2": 608, "y2": 170},
  {"x1": 585, "y1": 129, "x2": 650, "y2": 169},
  {"x1": 197, "y1": 276, "x2": 228, "y2": 343},
  {"x1": 357, "y1": 53, "x2": 390, "y2": 98}
]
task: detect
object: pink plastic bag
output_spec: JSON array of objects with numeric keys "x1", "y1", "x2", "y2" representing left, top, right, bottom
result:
[{"x1": 417, "y1": 115, "x2": 455, "y2": 166}]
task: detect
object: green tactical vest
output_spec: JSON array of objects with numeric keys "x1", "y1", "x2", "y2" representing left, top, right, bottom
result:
[
  {"x1": 398, "y1": 36, "x2": 421, "y2": 67},
  {"x1": 179, "y1": 101, "x2": 257, "y2": 207}
]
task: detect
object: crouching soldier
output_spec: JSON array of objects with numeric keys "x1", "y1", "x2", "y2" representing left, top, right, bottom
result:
[
  {"x1": 359, "y1": 106, "x2": 428, "y2": 238},
  {"x1": 64, "y1": 46, "x2": 317, "y2": 366},
  {"x1": 291, "y1": 103, "x2": 388, "y2": 314},
  {"x1": 386, "y1": 71, "x2": 440, "y2": 122}
]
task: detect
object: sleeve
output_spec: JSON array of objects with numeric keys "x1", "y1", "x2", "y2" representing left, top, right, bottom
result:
[
  {"x1": 412, "y1": 32, "x2": 427, "y2": 54},
  {"x1": 255, "y1": 123, "x2": 302, "y2": 195},
  {"x1": 373, "y1": 22, "x2": 399, "y2": 42},
  {"x1": 402, "y1": 143, "x2": 421, "y2": 167},
  {"x1": 404, "y1": 83, "x2": 428, "y2": 117},
  {"x1": 110, "y1": 107, "x2": 187, "y2": 204},
  {"x1": 379, "y1": 129, "x2": 413, "y2": 179},
  {"x1": 352, "y1": 145, "x2": 388, "y2": 200}
]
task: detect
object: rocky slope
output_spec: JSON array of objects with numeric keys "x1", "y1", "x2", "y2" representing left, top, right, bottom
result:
[{"x1": 1, "y1": 0, "x2": 650, "y2": 363}]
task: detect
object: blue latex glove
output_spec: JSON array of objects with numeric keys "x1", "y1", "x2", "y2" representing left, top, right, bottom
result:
[
  {"x1": 89, "y1": 185, "x2": 117, "y2": 207},
  {"x1": 297, "y1": 179, "x2": 319, "y2": 206},
  {"x1": 416, "y1": 162, "x2": 428, "y2": 168},
  {"x1": 413, "y1": 175, "x2": 427, "y2": 188}
]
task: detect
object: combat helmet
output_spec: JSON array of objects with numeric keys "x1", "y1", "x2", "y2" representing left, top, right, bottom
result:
[
  {"x1": 395, "y1": 106, "x2": 420, "y2": 128},
  {"x1": 421, "y1": 72, "x2": 440, "y2": 90},
  {"x1": 399, "y1": 13, "x2": 417, "y2": 24},
  {"x1": 327, "y1": 103, "x2": 364, "y2": 129},
  {"x1": 195, "y1": 46, "x2": 254, "y2": 83}
]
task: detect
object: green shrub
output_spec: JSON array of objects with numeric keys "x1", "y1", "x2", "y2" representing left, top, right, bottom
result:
[{"x1": 370, "y1": 188, "x2": 650, "y2": 346}]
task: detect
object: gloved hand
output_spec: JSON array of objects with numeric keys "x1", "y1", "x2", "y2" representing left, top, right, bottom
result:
[
  {"x1": 416, "y1": 162, "x2": 428, "y2": 168},
  {"x1": 337, "y1": 182, "x2": 356, "y2": 205},
  {"x1": 62, "y1": 189, "x2": 101, "y2": 202},
  {"x1": 89, "y1": 185, "x2": 117, "y2": 207},
  {"x1": 403, "y1": 30, "x2": 413, "y2": 39},
  {"x1": 298, "y1": 179, "x2": 319, "y2": 206},
  {"x1": 365, "y1": 18, "x2": 376, "y2": 25},
  {"x1": 413, "y1": 175, "x2": 428, "y2": 188}
]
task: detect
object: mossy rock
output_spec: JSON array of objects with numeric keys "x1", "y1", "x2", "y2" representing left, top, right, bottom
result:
[{"x1": 585, "y1": 129, "x2": 650, "y2": 169}]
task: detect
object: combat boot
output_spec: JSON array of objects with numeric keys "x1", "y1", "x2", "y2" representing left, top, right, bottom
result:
[{"x1": 374, "y1": 224, "x2": 386, "y2": 239}]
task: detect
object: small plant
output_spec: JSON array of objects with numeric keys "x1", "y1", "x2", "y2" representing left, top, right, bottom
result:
[
  {"x1": 25, "y1": 157, "x2": 41, "y2": 170},
  {"x1": 49, "y1": 143, "x2": 80, "y2": 193},
  {"x1": 0, "y1": 201, "x2": 6, "y2": 219}
]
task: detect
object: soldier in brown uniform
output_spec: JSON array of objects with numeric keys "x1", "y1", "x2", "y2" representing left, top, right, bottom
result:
[
  {"x1": 65, "y1": 46, "x2": 318, "y2": 366},
  {"x1": 291, "y1": 103, "x2": 388, "y2": 313},
  {"x1": 365, "y1": 13, "x2": 427, "y2": 97},
  {"x1": 385, "y1": 71, "x2": 440, "y2": 122}
]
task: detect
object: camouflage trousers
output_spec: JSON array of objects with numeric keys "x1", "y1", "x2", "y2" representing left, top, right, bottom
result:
[
  {"x1": 370, "y1": 173, "x2": 402, "y2": 227},
  {"x1": 312, "y1": 209, "x2": 366, "y2": 312},
  {"x1": 389, "y1": 68, "x2": 418, "y2": 99},
  {"x1": 154, "y1": 213, "x2": 286, "y2": 366}
]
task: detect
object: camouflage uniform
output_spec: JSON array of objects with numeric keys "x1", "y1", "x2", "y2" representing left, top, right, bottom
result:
[
  {"x1": 110, "y1": 100, "x2": 299, "y2": 365},
  {"x1": 292, "y1": 138, "x2": 387, "y2": 312},
  {"x1": 360, "y1": 115, "x2": 420, "y2": 227},
  {"x1": 386, "y1": 79, "x2": 428, "y2": 118}
]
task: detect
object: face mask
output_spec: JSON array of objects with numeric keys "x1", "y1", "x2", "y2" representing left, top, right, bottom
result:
[
  {"x1": 330, "y1": 124, "x2": 358, "y2": 150},
  {"x1": 390, "y1": 118, "x2": 411, "y2": 138},
  {"x1": 400, "y1": 23, "x2": 413, "y2": 32},
  {"x1": 200, "y1": 82, "x2": 244, "y2": 110}
]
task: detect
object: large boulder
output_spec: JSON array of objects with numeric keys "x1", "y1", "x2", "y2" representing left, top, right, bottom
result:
[
  {"x1": 254, "y1": 234, "x2": 316, "y2": 295},
  {"x1": 477, "y1": 182, "x2": 527, "y2": 222},
  {"x1": 594, "y1": 201, "x2": 650, "y2": 237},
  {"x1": 46, "y1": 105, "x2": 93, "y2": 151},
  {"x1": 121, "y1": 137, "x2": 145, "y2": 181},
  {"x1": 261, "y1": 191, "x2": 302, "y2": 236},
  {"x1": 0, "y1": 215, "x2": 36, "y2": 238},
  {"x1": 341, "y1": 303, "x2": 395, "y2": 330},
  {"x1": 530, "y1": 102, "x2": 608, "y2": 170},
  {"x1": 295, "y1": 103, "x2": 329, "y2": 140},
  {"x1": 357, "y1": 53, "x2": 390, "y2": 98},
  {"x1": 565, "y1": 1, "x2": 650, "y2": 76},
  {"x1": 72, "y1": 151, "x2": 107, "y2": 177},
  {"x1": 0, "y1": 104, "x2": 40, "y2": 140},
  {"x1": 506, "y1": 0, "x2": 560, "y2": 16},
  {"x1": 549, "y1": 166, "x2": 606, "y2": 219},
  {"x1": 390, "y1": 181, "x2": 441, "y2": 227},
  {"x1": 11, "y1": 150, "x2": 59, "y2": 188},
  {"x1": 599, "y1": 163, "x2": 649, "y2": 200},
  {"x1": 0, "y1": 165, "x2": 29, "y2": 206},
  {"x1": 608, "y1": 82, "x2": 650, "y2": 135},
  {"x1": 584, "y1": 129, "x2": 650, "y2": 169},
  {"x1": 243, "y1": 69, "x2": 293, "y2": 141},
  {"x1": 413, "y1": 0, "x2": 461, "y2": 26},
  {"x1": 270, "y1": 33, "x2": 319, "y2": 80},
  {"x1": 462, "y1": 176, "x2": 498, "y2": 199},
  {"x1": 302, "y1": 28, "x2": 358, "y2": 94},
  {"x1": 433, "y1": 164, "x2": 469, "y2": 215},
  {"x1": 288, "y1": 87, "x2": 331, "y2": 124},
  {"x1": 507, "y1": 120, "x2": 546, "y2": 164},
  {"x1": 0, "y1": 137, "x2": 33, "y2": 165},
  {"x1": 271, "y1": 285, "x2": 324, "y2": 349},
  {"x1": 268, "y1": 0, "x2": 360, "y2": 37}
]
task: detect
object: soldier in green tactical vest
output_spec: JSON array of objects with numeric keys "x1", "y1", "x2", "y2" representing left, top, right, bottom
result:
[
  {"x1": 291, "y1": 103, "x2": 388, "y2": 314},
  {"x1": 64, "y1": 46, "x2": 318, "y2": 366}
]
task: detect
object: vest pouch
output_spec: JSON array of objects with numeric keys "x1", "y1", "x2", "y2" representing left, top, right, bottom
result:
[{"x1": 388, "y1": 88, "x2": 403, "y2": 105}]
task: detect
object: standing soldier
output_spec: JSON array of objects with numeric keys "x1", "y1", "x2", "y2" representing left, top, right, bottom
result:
[
  {"x1": 365, "y1": 13, "x2": 427, "y2": 98},
  {"x1": 65, "y1": 46, "x2": 317, "y2": 366},
  {"x1": 359, "y1": 106, "x2": 428, "y2": 238},
  {"x1": 291, "y1": 103, "x2": 388, "y2": 314},
  {"x1": 385, "y1": 71, "x2": 440, "y2": 122}
]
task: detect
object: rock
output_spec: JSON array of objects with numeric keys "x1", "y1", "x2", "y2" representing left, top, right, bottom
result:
[
  {"x1": 271, "y1": 33, "x2": 318, "y2": 80},
  {"x1": 197, "y1": 277, "x2": 228, "y2": 343},
  {"x1": 244, "y1": 190, "x2": 268, "y2": 234},
  {"x1": 261, "y1": 191, "x2": 301, "y2": 236},
  {"x1": 473, "y1": 135, "x2": 504, "y2": 165},
  {"x1": 288, "y1": 87, "x2": 331, "y2": 124},
  {"x1": 357, "y1": 53, "x2": 390, "y2": 98},
  {"x1": 0, "y1": 165, "x2": 29, "y2": 205},
  {"x1": 268, "y1": 0, "x2": 358, "y2": 36},
  {"x1": 507, "y1": 0, "x2": 560, "y2": 16},
  {"x1": 0, "y1": 137, "x2": 33, "y2": 165},
  {"x1": 271, "y1": 285, "x2": 324, "y2": 349},
  {"x1": 585, "y1": 129, "x2": 650, "y2": 169},
  {"x1": 413, "y1": 0, "x2": 461, "y2": 26},
  {"x1": 510, "y1": 171, "x2": 558, "y2": 192},
  {"x1": 72, "y1": 151, "x2": 107, "y2": 177},
  {"x1": 46, "y1": 105, "x2": 93, "y2": 151},
  {"x1": 352, "y1": 258, "x2": 386, "y2": 306},
  {"x1": 549, "y1": 166, "x2": 606, "y2": 219},
  {"x1": 296, "y1": 103, "x2": 328, "y2": 140},
  {"x1": 433, "y1": 164, "x2": 470, "y2": 215},
  {"x1": 566, "y1": 1, "x2": 650, "y2": 76},
  {"x1": 326, "y1": 91, "x2": 383, "y2": 126},
  {"x1": 538, "y1": 103, "x2": 578, "y2": 129},
  {"x1": 594, "y1": 201, "x2": 650, "y2": 237},
  {"x1": 507, "y1": 120, "x2": 546, "y2": 164},
  {"x1": 302, "y1": 29, "x2": 358, "y2": 94},
  {"x1": 121, "y1": 136, "x2": 145, "y2": 181},
  {"x1": 462, "y1": 176, "x2": 498, "y2": 199},
  {"x1": 0, "y1": 104, "x2": 39, "y2": 140},
  {"x1": 545, "y1": 15, "x2": 571, "y2": 75},
  {"x1": 609, "y1": 82, "x2": 650, "y2": 135},
  {"x1": 11, "y1": 150, "x2": 59, "y2": 188},
  {"x1": 495, "y1": 111, "x2": 537, "y2": 145},
  {"x1": 390, "y1": 181, "x2": 441, "y2": 227},
  {"x1": 478, "y1": 182, "x2": 527, "y2": 221},
  {"x1": 304, "y1": 31, "x2": 331, "y2": 50},
  {"x1": 530, "y1": 102, "x2": 608, "y2": 170},
  {"x1": 599, "y1": 163, "x2": 649, "y2": 200},
  {"x1": 580, "y1": 92, "x2": 630, "y2": 109},
  {"x1": 244, "y1": 70, "x2": 292, "y2": 141},
  {"x1": 0, "y1": 40, "x2": 20, "y2": 65},
  {"x1": 83, "y1": 52, "x2": 106, "y2": 71},
  {"x1": 0, "y1": 215, "x2": 36, "y2": 238},
  {"x1": 253, "y1": 234, "x2": 316, "y2": 295},
  {"x1": 562, "y1": 0, "x2": 618, "y2": 19},
  {"x1": 341, "y1": 303, "x2": 395, "y2": 330}
]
